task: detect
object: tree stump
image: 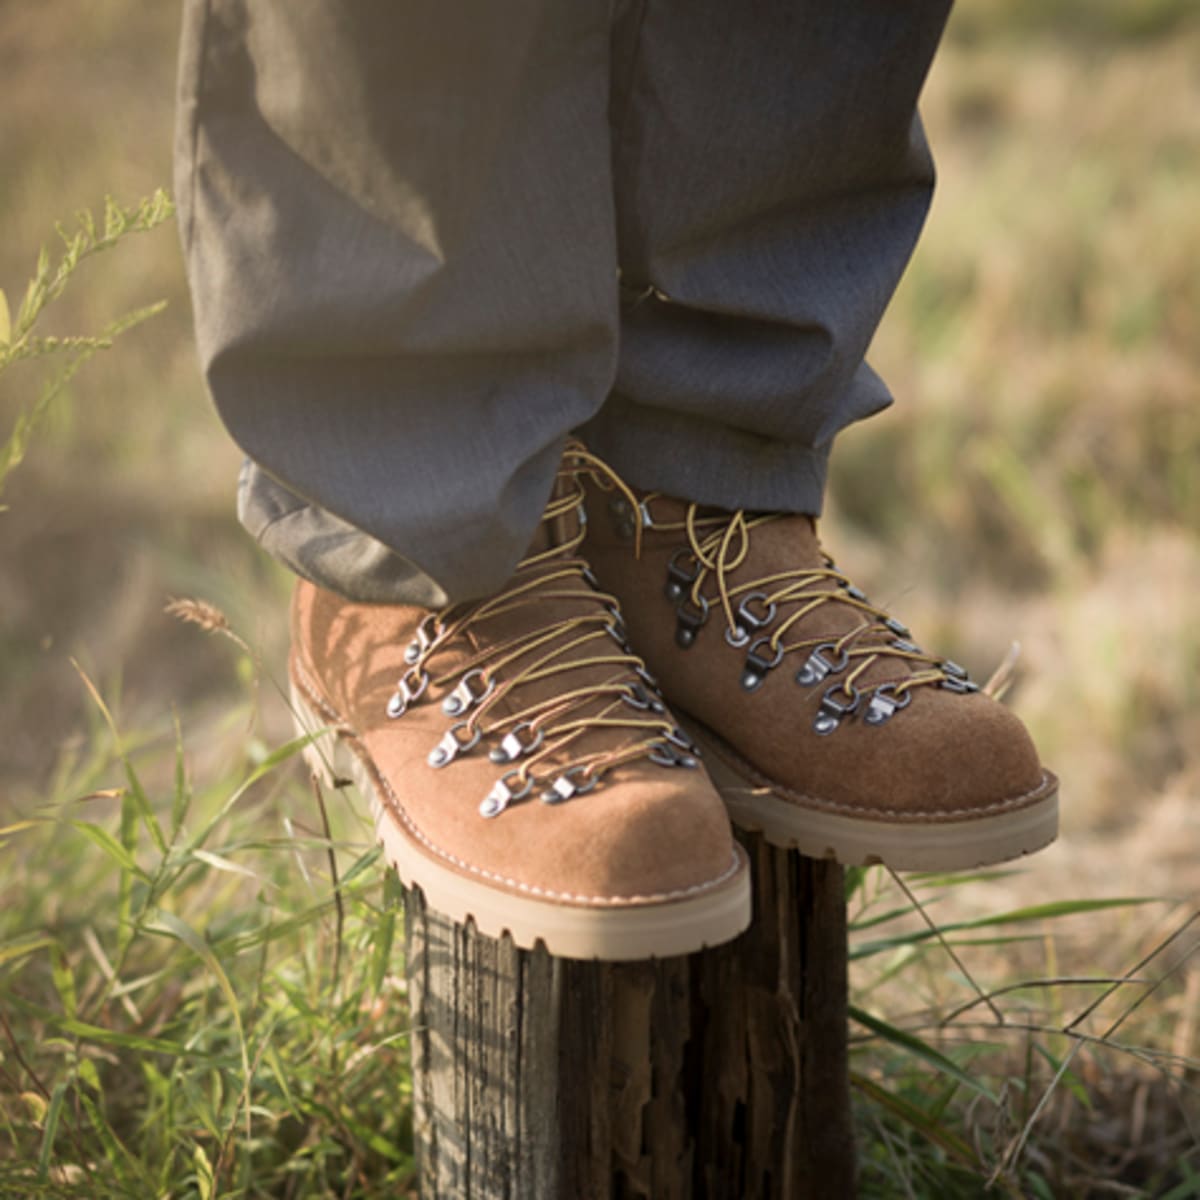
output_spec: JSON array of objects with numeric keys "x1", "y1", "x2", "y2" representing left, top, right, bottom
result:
[{"x1": 403, "y1": 830, "x2": 856, "y2": 1199}]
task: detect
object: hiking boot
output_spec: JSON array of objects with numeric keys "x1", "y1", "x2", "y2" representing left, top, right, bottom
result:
[
  {"x1": 582, "y1": 488, "x2": 1058, "y2": 871},
  {"x1": 289, "y1": 448, "x2": 750, "y2": 960}
]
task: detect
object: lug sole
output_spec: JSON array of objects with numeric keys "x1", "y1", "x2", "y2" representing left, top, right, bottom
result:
[
  {"x1": 679, "y1": 715, "x2": 1059, "y2": 872},
  {"x1": 291, "y1": 682, "x2": 752, "y2": 961}
]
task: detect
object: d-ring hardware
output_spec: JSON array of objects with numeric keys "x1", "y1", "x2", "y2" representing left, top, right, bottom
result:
[
  {"x1": 442, "y1": 669, "x2": 495, "y2": 717},
  {"x1": 479, "y1": 770, "x2": 535, "y2": 819},
  {"x1": 741, "y1": 637, "x2": 785, "y2": 692}
]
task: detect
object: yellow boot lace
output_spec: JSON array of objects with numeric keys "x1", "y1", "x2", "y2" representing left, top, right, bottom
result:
[
  {"x1": 385, "y1": 447, "x2": 698, "y2": 818},
  {"x1": 641, "y1": 497, "x2": 979, "y2": 735}
]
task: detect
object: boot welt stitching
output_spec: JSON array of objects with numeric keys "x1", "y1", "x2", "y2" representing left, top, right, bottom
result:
[
  {"x1": 292, "y1": 657, "x2": 744, "y2": 906},
  {"x1": 684, "y1": 711, "x2": 1057, "y2": 825}
]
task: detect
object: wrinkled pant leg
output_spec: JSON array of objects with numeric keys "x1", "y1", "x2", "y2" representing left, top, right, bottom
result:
[
  {"x1": 176, "y1": 0, "x2": 619, "y2": 606},
  {"x1": 581, "y1": 0, "x2": 951, "y2": 515}
]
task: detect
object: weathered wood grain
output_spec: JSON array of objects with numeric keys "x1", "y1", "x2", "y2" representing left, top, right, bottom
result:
[{"x1": 404, "y1": 832, "x2": 855, "y2": 1199}]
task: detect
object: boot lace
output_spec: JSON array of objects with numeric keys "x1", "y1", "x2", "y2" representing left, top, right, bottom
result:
[
  {"x1": 385, "y1": 447, "x2": 698, "y2": 818},
  {"x1": 642, "y1": 497, "x2": 979, "y2": 735}
]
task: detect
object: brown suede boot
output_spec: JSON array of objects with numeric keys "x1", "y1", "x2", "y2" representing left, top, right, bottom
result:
[
  {"x1": 290, "y1": 449, "x2": 750, "y2": 960},
  {"x1": 582, "y1": 488, "x2": 1058, "y2": 871}
]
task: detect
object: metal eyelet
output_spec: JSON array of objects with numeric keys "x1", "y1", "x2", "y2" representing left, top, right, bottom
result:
[
  {"x1": 938, "y1": 659, "x2": 978, "y2": 693},
  {"x1": 541, "y1": 766, "x2": 598, "y2": 804},
  {"x1": 675, "y1": 594, "x2": 710, "y2": 649},
  {"x1": 738, "y1": 592, "x2": 778, "y2": 631},
  {"x1": 622, "y1": 682, "x2": 667, "y2": 714},
  {"x1": 664, "y1": 726, "x2": 696, "y2": 751},
  {"x1": 649, "y1": 743, "x2": 700, "y2": 768},
  {"x1": 404, "y1": 614, "x2": 441, "y2": 665},
  {"x1": 479, "y1": 770, "x2": 535, "y2": 819},
  {"x1": 605, "y1": 622, "x2": 633, "y2": 651},
  {"x1": 813, "y1": 683, "x2": 861, "y2": 736},
  {"x1": 940, "y1": 676, "x2": 981, "y2": 694},
  {"x1": 841, "y1": 583, "x2": 869, "y2": 602},
  {"x1": 581, "y1": 565, "x2": 601, "y2": 590},
  {"x1": 741, "y1": 637, "x2": 785, "y2": 692},
  {"x1": 890, "y1": 638, "x2": 921, "y2": 655},
  {"x1": 608, "y1": 497, "x2": 637, "y2": 541},
  {"x1": 428, "y1": 721, "x2": 483, "y2": 767},
  {"x1": 726, "y1": 592, "x2": 777, "y2": 647},
  {"x1": 489, "y1": 722, "x2": 545, "y2": 764},
  {"x1": 386, "y1": 665, "x2": 430, "y2": 718},
  {"x1": 636, "y1": 664, "x2": 662, "y2": 693},
  {"x1": 863, "y1": 684, "x2": 913, "y2": 728},
  {"x1": 664, "y1": 549, "x2": 700, "y2": 603},
  {"x1": 795, "y1": 642, "x2": 850, "y2": 688},
  {"x1": 884, "y1": 616, "x2": 911, "y2": 638},
  {"x1": 603, "y1": 605, "x2": 632, "y2": 650},
  {"x1": 442, "y1": 669, "x2": 495, "y2": 717}
]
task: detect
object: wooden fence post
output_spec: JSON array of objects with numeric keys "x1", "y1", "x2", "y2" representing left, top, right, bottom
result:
[{"x1": 403, "y1": 830, "x2": 857, "y2": 1199}]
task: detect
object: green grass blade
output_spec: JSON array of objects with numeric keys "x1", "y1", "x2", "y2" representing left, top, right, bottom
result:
[
  {"x1": 340, "y1": 844, "x2": 383, "y2": 889},
  {"x1": 122, "y1": 756, "x2": 167, "y2": 857},
  {"x1": 1032, "y1": 1042, "x2": 1091, "y2": 1109},
  {"x1": 48, "y1": 946, "x2": 77, "y2": 1020},
  {"x1": 850, "y1": 1005, "x2": 998, "y2": 1103},
  {"x1": 171, "y1": 709, "x2": 190, "y2": 840},
  {"x1": 370, "y1": 876, "x2": 401, "y2": 995},
  {"x1": 851, "y1": 896, "x2": 1157, "y2": 960},
  {"x1": 0, "y1": 934, "x2": 58, "y2": 968},
  {"x1": 189, "y1": 847, "x2": 264, "y2": 883},
  {"x1": 69, "y1": 820, "x2": 146, "y2": 879},
  {"x1": 187, "y1": 732, "x2": 319, "y2": 852},
  {"x1": 146, "y1": 910, "x2": 251, "y2": 1124},
  {"x1": 78, "y1": 1089, "x2": 149, "y2": 1191},
  {"x1": 1158, "y1": 1164, "x2": 1200, "y2": 1200},
  {"x1": 851, "y1": 1070, "x2": 981, "y2": 1169},
  {"x1": 40, "y1": 1014, "x2": 195, "y2": 1057},
  {"x1": 34, "y1": 1082, "x2": 67, "y2": 1184}
]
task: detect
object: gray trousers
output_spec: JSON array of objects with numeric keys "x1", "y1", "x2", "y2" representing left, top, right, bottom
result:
[{"x1": 176, "y1": 1, "x2": 950, "y2": 607}]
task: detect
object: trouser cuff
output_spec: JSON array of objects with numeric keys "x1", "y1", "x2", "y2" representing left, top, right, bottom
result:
[{"x1": 579, "y1": 394, "x2": 832, "y2": 516}]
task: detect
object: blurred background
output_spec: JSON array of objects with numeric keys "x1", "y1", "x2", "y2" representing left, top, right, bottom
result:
[
  {"x1": 3, "y1": 0, "x2": 1197, "y2": 896},
  {"x1": 1, "y1": 1, "x2": 1199, "y2": 1192}
]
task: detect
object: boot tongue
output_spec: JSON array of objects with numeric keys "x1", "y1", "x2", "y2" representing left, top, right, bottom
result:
[{"x1": 736, "y1": 511, "x2": 823, "y2": 572}]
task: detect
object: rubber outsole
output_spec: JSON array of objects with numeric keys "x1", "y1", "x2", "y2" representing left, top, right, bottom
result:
[
  {"x1": 681, "y1": 715, "x2": 1059, "y2": 872},
  {"x1": 291, "y1": 681, "x2": 752, "y2": 961}
]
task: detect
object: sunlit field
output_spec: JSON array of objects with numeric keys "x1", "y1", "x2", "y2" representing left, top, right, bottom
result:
[{"x1": 2, "y1": 3, "x2": 1198, "y2": 1195}]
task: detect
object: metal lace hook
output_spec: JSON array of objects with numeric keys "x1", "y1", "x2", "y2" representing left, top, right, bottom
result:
[
  {"x1": 741, "y1": 636, "x2": 784, "y2": 692},
  {"x1": 664, "y1": 548, "x2": 700, "y2": 602},
  {"x1": 675, "y1": 594, "x2": 710, "y2": 649},
  {"x1": 795, "y1": 642, "x2": 850, "y2": 688},
  {"x1": 442, "y1": 668, "x2": 496, "y2": 717},
  {"x1": 725, "y1": 591, "x2": 778, "y2": 648},
  {"x1": 541, "y1": 765, "x2": 599, "y2": 805},
  {"x1": 863, "y1": 683, "x2": 913, "y2": 727},
  {"x1": 813, "y1": 682, "x2": 861, "y2": 736},
  {"x1": 428, "y1": 721, "x2": 483, "y2": 767},
  {"x1": 387, "y1": 664, "x2": 430, "y2": 718},
  {"x1": 479, "y1": 770, "x2": 535, "y2": 819},
  {"x1": 405, "y1": 613, "x2": 442, "y2": 665},
  {"x1": 489, "y1": 722, "x2": 545, "y2": 765}
]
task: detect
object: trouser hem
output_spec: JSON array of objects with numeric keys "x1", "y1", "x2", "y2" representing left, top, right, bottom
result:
[{"x1": 579, "y1": 394, "x2": 830, "y2": 515}]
